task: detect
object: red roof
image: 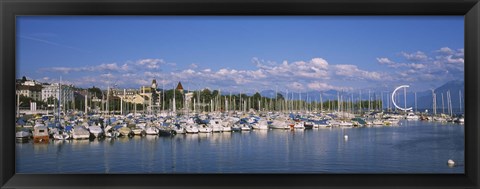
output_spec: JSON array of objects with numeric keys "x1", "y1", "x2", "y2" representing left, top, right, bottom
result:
[{"x1": 176, "y1": 82, "x2": 183, "y2": 90}]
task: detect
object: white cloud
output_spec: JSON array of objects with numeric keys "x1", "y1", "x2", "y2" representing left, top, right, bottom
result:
[
  {"x1": 377, "y1": 57, "x2": 395, "y2": 65},
  {"x1": 189, "y1": 63, "x2": 198, "y2": 69},
  {"x1": 377, "y1": 47, "x2": 464, "y2": 85},
  {"x1": 401, "y1": 51, "x2": 428, "y2": 62},
  {"x1": 307, "y1": 82, "x2": 351, "y2": 91},
  {"x1": 97, "y1": 63, "x2": 130, "y2": 72},
  {"x1": 183, "y1": 69, "x2": 196, "y2": 74},
  {"x1": 100, "y1": 73, "x2": 114, "y2": 79},
  {"x1": 136, "y1": 59, "x2": 164, "y2": 69},
  {"x1": 456, "y1": 48, "x2": 464, "y2": 57},
  {"x1": 259, "y1": 58, "x2": 330, "y2": 79},
  {"x1": 334, "y1": 64, "x2": 386, "y2": 81},
  {"x1": 446, "y1": 55, "x2": 464, "y2": 64},
  {"x1": 310, "y1": 58, "x2": 329, "y2": 69},
  {"x1": 437, "y1": 47, "x2": 454, "y2": 55},
  {"x1": 38, "y1": 48, "x2": 464, "y2": 92},
  {"x1": 135, "y1": 79, "x2": 149, "y2": 86}
]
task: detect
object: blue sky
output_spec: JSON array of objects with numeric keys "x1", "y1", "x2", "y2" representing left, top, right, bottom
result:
[{"x1": 17, "y1": 16, "x2": 464, "y2": 93}]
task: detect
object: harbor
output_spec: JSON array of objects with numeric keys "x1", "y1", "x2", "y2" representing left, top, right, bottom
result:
[
  {"x1": 15, "y1": 16, "x2": 465, "y2": 174},
  {"x1": 15, "y1": 80, "x2": 465, "y2": 173},
  {"x1": 16, "y1": 78, "x2": 465, "y2": 143},
  {"x1": 16, "y1": 119, "x2": 464, "y2": 173}
]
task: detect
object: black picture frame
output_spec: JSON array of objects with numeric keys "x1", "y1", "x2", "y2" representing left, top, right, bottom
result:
[{"x1": 1, "y1": 0, "x2": 479, "y2": 188}]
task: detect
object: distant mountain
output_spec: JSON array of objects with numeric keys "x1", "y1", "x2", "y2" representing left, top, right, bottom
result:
[
  {"x1": 416, "y1": 80, "x2": 464, "y2": 112},
  {"x1": 218, "y1": 80, "x2": 464, "y2": 113}
]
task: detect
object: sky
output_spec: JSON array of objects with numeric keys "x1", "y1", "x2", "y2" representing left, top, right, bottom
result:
[{"x1": 17, "y1": 16, "x2": 464, "y2": 93}]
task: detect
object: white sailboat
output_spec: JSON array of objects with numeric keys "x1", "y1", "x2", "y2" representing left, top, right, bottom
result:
[
  {"x1": 251, "y1": 119, "x2": 269, "y2": 130},
  {"x1": 209, "y1": 119, "x2": 223, "y2": 132},
  {"x1": 185, "y1": 123, "x2": 199, "y2": 134}
]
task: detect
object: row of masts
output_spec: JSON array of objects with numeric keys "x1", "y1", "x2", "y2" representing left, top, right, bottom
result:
[{"x1": 78, "y1": 86, "x2": 463, "y2": 117}]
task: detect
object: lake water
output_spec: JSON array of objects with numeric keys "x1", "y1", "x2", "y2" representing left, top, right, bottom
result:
[{"x1": 16, "y1": 120, "x2": 464, "y2": 173}]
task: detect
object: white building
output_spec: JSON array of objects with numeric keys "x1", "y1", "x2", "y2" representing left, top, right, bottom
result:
[
  {"x1": 41, "y1": 83, "x2": 74, "y2": 102},
  {"x1": 23, "y1": 80, "x2": 41, "y2": 86}
]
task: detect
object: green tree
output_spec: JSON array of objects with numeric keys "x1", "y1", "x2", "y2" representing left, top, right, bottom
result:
[
  {"x1": 252, "y1": 92, "x2": 262, "y2": 110},
  {"x1": 201, "y1": 89, "x2": 212, "y2": 103},
  {"x1": 276, "y1": 93, "x2": 284, "y2": 101},
  {"x1": 88, "y1": 86, "x2": 102, "y2": 98}
]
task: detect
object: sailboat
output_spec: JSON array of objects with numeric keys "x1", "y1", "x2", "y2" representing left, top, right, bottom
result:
[{"x1": 52, "y1": 78, "x2": 70, "y2": 140}]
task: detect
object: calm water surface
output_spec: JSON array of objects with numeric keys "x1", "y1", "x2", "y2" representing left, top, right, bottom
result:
[{"x1": 16, "y1": 120, "x2": 464, "y2": 173}]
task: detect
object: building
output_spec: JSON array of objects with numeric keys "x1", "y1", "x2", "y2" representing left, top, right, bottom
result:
[
  {"x1": 17, "y1": 84, "x2": 42, "y2": 101},
  {"x1": 112, "y1": 88, "x2": 138, "y2": 97},
  {"x1": 23, "y1": 80, "x2": 41, "y2": 86},
  {"x1": 41, "y1": 83, "x2": 74, "y2": 103}
]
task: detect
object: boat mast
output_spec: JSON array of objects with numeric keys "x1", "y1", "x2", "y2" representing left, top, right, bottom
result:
[
  {"x1": 459, "y1": 90, "x2": 462, "y2": 115},
  {"x1": 447, "y1": 90, "x2": 452, "y2": 117},
  {"x1": 173, "y1": 84, "x2": 176, "y2": 113},
  {"x1": 414, "y1": 92, "x2": 417, "y2": 113},
  {"x1": 432, "y1": 90, "x2": 436, "y2": 117},
  {"x1": 85, "y1": 90, "x2": 88, "y2": 115},
  {"x1": 320, "y1": 92, "x2": 323, "y2": 113},
  {"x1": 403, "y1": 87, "x2": 407, "y2": 114},
  {"x1": 162, "y1": 80, "x2": 165, "y2": 112},
  {"x1": 368, "y1": 90, "x2": 371, "y2": 112},
  {"x1": 17, "y1": 90, "x2": 20, "y2": 118},
  {"x1": 58, "y1": 76, "x2": 62, "y2": 127},
  {"x1": 441, "y1": 93, "x2": 445, "y2": 114}
]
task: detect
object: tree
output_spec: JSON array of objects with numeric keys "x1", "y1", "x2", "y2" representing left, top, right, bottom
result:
[
  {"x1": 276, "y1": 93, "x2": 284, "y2": 101},
  {"x1": 21, "y1": 76, "x2": 27, "y2": 83},
  {"x1": 252, "y1": 92, "x2": 262, "y2": 100},
  {"x1": 252, "y1": 92, "x2": 262, "y2": 110},
  {"x1": 201, "y1": 89, "x2": 212, "y2": 103},
  {"x1": 212, "y1": 90, "x2": 219, "y2": 97},
  {"x1": 88, "y1": 86, "x2": 102, "y2": 98},
  {"x1": 19, "y1": 95, "x2": 46, "y2": 108}
]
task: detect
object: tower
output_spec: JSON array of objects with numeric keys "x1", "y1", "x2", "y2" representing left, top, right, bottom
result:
[
  {"x1": 176, "y1": 81, "x2": 184, "y2": 94},
  {"x1": 151, "y1": 79, "x2": 157, "y2": 89}
]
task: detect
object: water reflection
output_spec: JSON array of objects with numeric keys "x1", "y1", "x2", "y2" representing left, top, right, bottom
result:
[
  {"x1": 33, "y1": 143, "x2": 49, "y2": 153},
  {"x1": 17, "y1": 120, "x2": 465, "y2": 174},
  {"x1": 253, "y1": 130, "x2": 268, "y2": 139}
]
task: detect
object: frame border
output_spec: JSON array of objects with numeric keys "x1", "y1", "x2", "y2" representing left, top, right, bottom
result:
[{"x1": 1, "y1": 0, "x2": 479, "y2": 188}]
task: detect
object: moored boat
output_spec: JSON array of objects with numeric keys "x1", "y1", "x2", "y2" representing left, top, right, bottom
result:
[
  {"x1": 293, "y1": 121, "x2": 305, "y2": 129},
  {"x1": 198, "y1": 124, "x2": 213, "y2": 133},
  {"x1": 72, "y1": 126, "x2": 90, "y2": 140},
  {"x1": 269, "y1": 119, "x2": 290, "y2": 130},
  {"x1": 33, "y1": 125, "x2": 50, "y2": 143},
  {"x1": 303, "y1": 121, "x2": 314, "y2": 129},
  {"x1": 405, "y1": 112, "x2": 419, "y2": 120},
  {"x1": 209, "y1": 119, "x2": 223, "y2": 133},
  {"x1": 88, "y1": 125, "x2": 104, "y2": 138},
  {"x1": 53, "y1": 131, "x2": 70, "y2": 140},
  {"x1": 16, "y1": 129, "x2": 32, "y2": 142},
  {"x1": 185, "y1": 124, "x2": 199, "y2": 134},
  {"x1": 145, "y1": 126, "x2": 159, "y2": 135}
]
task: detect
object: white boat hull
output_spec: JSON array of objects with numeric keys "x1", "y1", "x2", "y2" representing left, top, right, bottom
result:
[
  {"x1": 16, "y1": 131, "x2": 31, "y2": 139},
  {"x1": 73, "y1": 134, "x2": 90, "y2": 140}
]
